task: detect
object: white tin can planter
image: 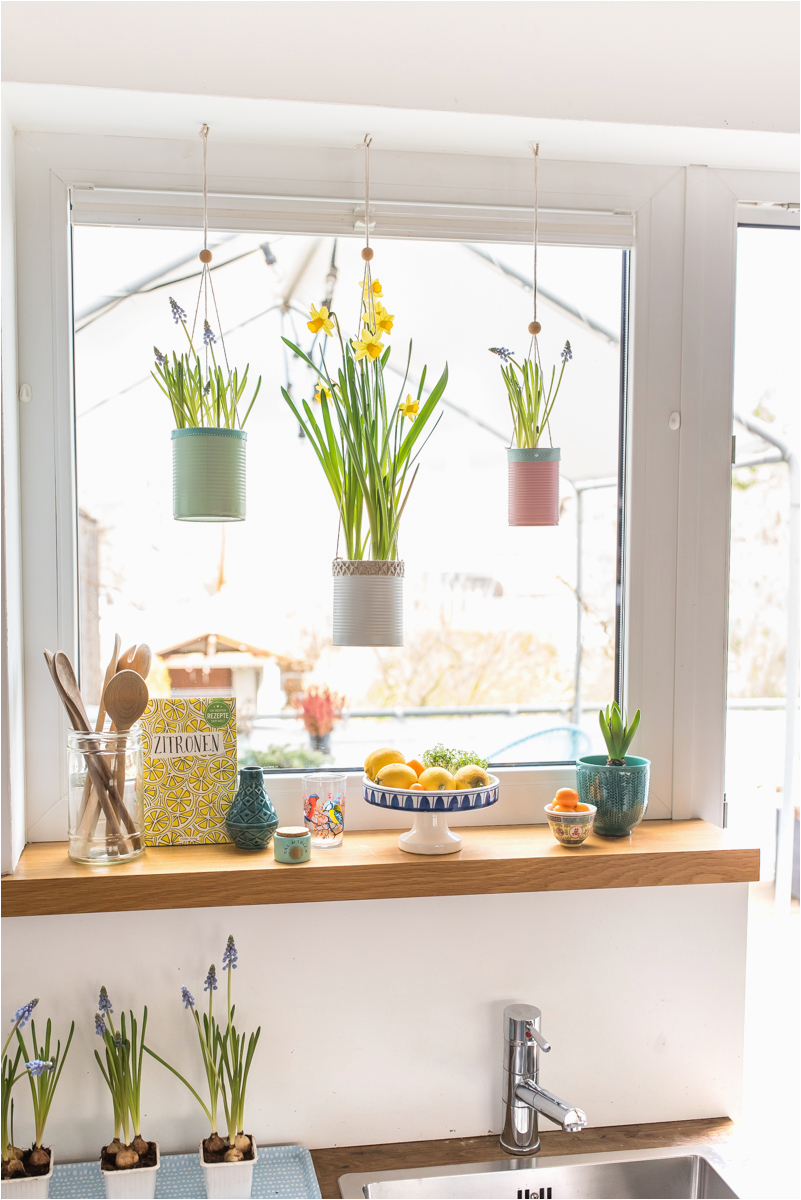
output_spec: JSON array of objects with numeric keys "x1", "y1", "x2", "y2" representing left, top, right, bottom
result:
[
  {"x1": 199, "y1": 1141, "x2": 258, "y2": 1199},
  {"x1": 101, "y1": 1144, "x2": 160, "y2": 1199},
  {"x1": 1, "y1": 1152, "x2": 54, "y2": 1199},
  {"x1": 332, "y1": 559, "x2": 404, "y2": 647}
]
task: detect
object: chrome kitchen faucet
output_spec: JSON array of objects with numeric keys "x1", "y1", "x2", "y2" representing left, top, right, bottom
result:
[{"x1": 500, "y1": 1003, "x2": 588, "y2": 1156}]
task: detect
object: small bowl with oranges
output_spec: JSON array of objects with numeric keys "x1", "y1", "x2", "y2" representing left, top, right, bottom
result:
[{"x1": 544, "y1": 788, "x2": 596, "y2": 846}]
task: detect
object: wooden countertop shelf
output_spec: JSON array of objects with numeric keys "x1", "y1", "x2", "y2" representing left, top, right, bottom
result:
[{"x1": 1, "y1": 821, "x2": 758, "y2": 918}]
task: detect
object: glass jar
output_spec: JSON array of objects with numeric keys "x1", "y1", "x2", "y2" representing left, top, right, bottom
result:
[
  {"x1": 302, "y1": 772, "x2": 346, "y2": 847},
  {"x1": 67, "y1": 726, "x2": 144, "y2": 864}
]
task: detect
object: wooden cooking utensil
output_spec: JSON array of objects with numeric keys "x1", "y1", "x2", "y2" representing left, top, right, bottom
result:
[
  {"x1": 45, "y1": 651, "x2": 130, "y2": 847},
  {"x1": 104, "y1": 669, "x2": 150, "y2": 840},
  {"x1": 76, "y1": 633, "x2": 122, "y2": 847},
  {"x1": 116, "y1": 644, "x2": 137, "y2": 674}
]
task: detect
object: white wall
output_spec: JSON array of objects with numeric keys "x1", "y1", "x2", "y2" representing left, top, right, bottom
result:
[
  {"x1": 1, "y1": 1, "x2": 798, "y2": 135},
  {"x1": 1, "y1": 110, "x2": 25, "y2": 873},
  {"x1": 1, "y1": 883, "x2": 748, "y2": 1159}
]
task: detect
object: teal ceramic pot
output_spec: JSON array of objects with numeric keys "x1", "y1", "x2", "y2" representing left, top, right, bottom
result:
[
  {"x1": 575, "y1": 755, "x2": 651, "y2": 837},
  {"x1": 172, "y1": 428, "x2": 246, "y2": 522},
  {"x1": 225, "y1": 767, "x2": 279, "y2": 851}
]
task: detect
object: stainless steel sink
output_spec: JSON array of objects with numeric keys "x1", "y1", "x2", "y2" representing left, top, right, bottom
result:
[{"x1": 338, "y1": 1145, "x2": 740, "y2": 1199}]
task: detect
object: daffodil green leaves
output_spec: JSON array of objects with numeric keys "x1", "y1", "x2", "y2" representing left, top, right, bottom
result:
[
  {"x1": 599, "y1": 702, "x2": 641, "y2": 765},
  {"x1": 282, "y1": 333, "x2": 446, "y2": 562}
]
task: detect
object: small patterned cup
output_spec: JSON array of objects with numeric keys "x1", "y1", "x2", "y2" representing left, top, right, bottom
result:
[
  {"x1": 544, "y1": 802, "x2": 597, "y2": 846},
  {"x1": 303, "y1": 773, "x2": 346, "y2": 847}
]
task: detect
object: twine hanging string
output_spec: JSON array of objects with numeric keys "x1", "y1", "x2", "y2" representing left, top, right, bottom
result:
[
  {"x1": 528, "y1": 143, "x2": 551, "y2": 446},
  {"x1": 190, "y1": 124, "x2": 232, "y2": 406},
  {"x1": 359, "y1": 134, "x2": 377, "y2": 332}
]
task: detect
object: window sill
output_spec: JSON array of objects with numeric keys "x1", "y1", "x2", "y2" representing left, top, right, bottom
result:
[{"x1": 1, "y1": 821, "x2": 758, "y2": 917}]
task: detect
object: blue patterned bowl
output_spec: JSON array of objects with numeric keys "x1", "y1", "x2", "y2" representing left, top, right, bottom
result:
[{"x1": 362, "y1": 773, "x2": 500, "y2": 813}]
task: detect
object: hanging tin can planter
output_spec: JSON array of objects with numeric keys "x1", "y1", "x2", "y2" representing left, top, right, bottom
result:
[
  {"x1": 172, "y1": 428, "x2": 247, "y2": 522},
  {"x1": 280, "y1": 136, "x2": 447, "y2": 650},
  {"x1": 507, "y1": 446, "x2": 560, "y2": 526},
  {"x1": 152, "y1": 126, "x2": 261, "y2": 524},
  {"x1": 332, "y1": 560, "x2": 404, "y2": 647}
]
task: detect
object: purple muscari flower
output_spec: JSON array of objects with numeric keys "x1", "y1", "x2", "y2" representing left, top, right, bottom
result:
[
  {"x1": 95, "y1": 1014, "x2": 106, "y2": 1037},
  {"x1": 113, "y1": 1032, "x2": 124, "y2": 1049},
  {"x1": 154, "y1": 346, "x2": 166, "y2": 367},
  {"x1": 203, "y1": 966, "x2": 217, "y2": 994},
  {"x1": 169, "y1": 297, "x2": 187, "y2": 324},
  {"x1": 203, "y1": 380, "x2": 211, "y2": 395},
  {"x1": 203, "y1": 320, "x2": 216, "y2": 346},
  {"x1": 98, "y1": 987, "x2": 113, "y2": 1015},
  {"x1": 26, "y1": 1060, "x2": 54, "y2": 1077},
  {"x1": 12, "y1": 999, "x2": 38, "y2": 1030},
  {"x1": 561, "y1": 341, "x2": 573, "y2": 362},
  {"x1": 181, "y1": 986, "x2": 196, "y2": 1010},
  {"x1": 222, "y1": 936, "x2": 238, "y2": 972},
  {"x1": 489, "y1": 347, "x2": 514, "y2": 363}
]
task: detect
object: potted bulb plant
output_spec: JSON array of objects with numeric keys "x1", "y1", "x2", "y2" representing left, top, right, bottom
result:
[
  {"x1": 282, "y1": 277, "x2": 447, "y2": 646},
  {"x1": 145, "y1": 936, "x2": 260, "y2": 1200},
  {"x1": 490, "y1": 341, "x2": 572, "y2": 526},
  {"x1": 93, "y1": 989, "x2": 160, "y2": 1199},
  {"x1": 293, "y1": 686, "x2": 346, "y2": 753},
  {"x1": 153, "y1": 298, "x2": 262, "y2": 522},
  {"x1": 2, "y1": 998, "x2": 74, "y2": 1200},
  {"x1": 576, "y1": 703, "x2": 650, "y2": 836}
]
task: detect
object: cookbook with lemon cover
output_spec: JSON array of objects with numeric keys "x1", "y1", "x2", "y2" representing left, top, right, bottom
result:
[{"x1": 141, "y1": 697, "x2": 237, "y2": 845}]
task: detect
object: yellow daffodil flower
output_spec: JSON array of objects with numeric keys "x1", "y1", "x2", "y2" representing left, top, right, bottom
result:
[
  {"x1": 373, "y1": 302, "x2": 395, "y2": 335},
  {"x1": 399, "y1": 394, "x2": 419, "y2": 421},
  {"x1": 313, "y1": 381, "x2": 332, "y2": 404},
  {"x1": 352, "y1": 328, "x2": 385, "y2": 362},
  {"x1": 360, "y1": 278, "x2": 383, "y2": 300},
  {"x1": 307, "y1": 303, "x2": 334, "y2": 337}
]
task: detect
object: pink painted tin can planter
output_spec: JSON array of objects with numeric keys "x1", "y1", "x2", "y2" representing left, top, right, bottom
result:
[{"x1": 507, "y1": 447, "x2": 560, "y2": 526}]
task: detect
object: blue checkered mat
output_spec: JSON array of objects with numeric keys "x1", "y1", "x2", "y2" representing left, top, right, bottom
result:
[{"x1": 48, "y1": 1144, "x2": 321, "y2": 1199}]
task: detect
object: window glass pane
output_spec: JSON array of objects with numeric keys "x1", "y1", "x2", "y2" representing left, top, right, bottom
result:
[
  {"x1": 74, "y1": 229, "x2": 625, "y2": 769},
  {"x1": 727, "y1": 225, "x2": 799, "y2": 875}
]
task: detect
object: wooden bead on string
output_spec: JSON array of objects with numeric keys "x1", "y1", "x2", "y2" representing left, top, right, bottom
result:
[
  {"x1": 199, "y1": 249, "x2": 213, "y2": 264},
  {"x1": 528, "y1": 320, "x2": 542, "y2": 335},
  {"x1": 361, "y1": 247, "x2": 374, "y2": 261}
]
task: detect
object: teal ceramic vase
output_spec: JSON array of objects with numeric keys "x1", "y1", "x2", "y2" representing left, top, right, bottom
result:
[
  {"x1": 172, "y1": 428, "x2": 246, "y2": 522},
  {"x1": 225, "y1": 767, "x2": 279, "y2": 851},
  {"x1": 575, "y1": 755, "x2": 651, "y2": 837}
]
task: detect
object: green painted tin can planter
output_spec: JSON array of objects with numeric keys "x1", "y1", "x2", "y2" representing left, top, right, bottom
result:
[
  {"x1": 575, "y1": 755, "x2": 651, "y2": 837},
  {"x1": 172, "y1": 428, "x2": 246, "y2": 522},
  {"x1": 225, "y1": 766, "x2": 279, "y2": 850}
]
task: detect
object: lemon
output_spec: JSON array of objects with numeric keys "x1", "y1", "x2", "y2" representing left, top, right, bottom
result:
[
  {"x1": 453, "y1": 765, "x2": 491, "y2": 790},
  {"x1": 417, "y1": 767, "x2": 457, "y2": 792},
  {"x1": 375, "y1": 763, "x2": 419, "y2": 790},
  {"x1": 364, "y1": 748, "x2": 405, "y2": 781}
]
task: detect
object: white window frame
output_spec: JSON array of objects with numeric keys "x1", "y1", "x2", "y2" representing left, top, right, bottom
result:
[{"x1": 5, "y1": 130, "x2": 799, "y2": 858}]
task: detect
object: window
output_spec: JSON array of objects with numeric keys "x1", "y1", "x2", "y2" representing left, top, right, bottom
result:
[
  {"x1": 727, "y1": 222, "x2": 799, "y2": 878},
  {"x1": 73, "y1": 227, "x2": 627, "y2": 771}
]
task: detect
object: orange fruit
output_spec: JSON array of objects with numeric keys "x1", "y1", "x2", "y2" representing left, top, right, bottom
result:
[
  {"x1": 407, "y1": 759, "x2": 425, "y2": 778},
  {"x1": 554, "y1": 788, "x2": 579, "y2": 809},
  {"x1": 575, "y1": 803, "x2": 590, "y2": 812},
  {"x1": 550, "y1": 804, "x2": 574, "y2": 812},
  {"x1": 410, "y1": 783, "x2": 424, "y2": 791}
]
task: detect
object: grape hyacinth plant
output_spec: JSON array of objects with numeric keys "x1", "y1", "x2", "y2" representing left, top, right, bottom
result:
[
  {"x1": 146, "y1": 935, "x2": 260, "y2": 1163},
  {"x1": 93, "y1": 988, "x2": 153, "y2": 1171},
  {"x1": 152, "y1": 297, "x2": 262, "y2": 429},
  {"x1": 490, "y1": 341, "x2": 572, "y2": 449},
  {"x1": 15, "y1": 1013, "x2": 75, "y2": 1173},
  {"x1": 0, "y1": 1000, "x2": 37, "y2": 1180}
]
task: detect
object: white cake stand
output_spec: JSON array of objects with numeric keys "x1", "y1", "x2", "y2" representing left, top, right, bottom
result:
[{"x1": 362, "y1": 773, "x2": 500, "y2": 855}]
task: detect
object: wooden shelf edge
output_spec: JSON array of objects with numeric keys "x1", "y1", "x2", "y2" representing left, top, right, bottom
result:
[{"x1": 1, "y1": 822, "x2": 759, "y2": 918}]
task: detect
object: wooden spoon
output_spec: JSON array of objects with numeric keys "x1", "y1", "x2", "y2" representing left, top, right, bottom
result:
[
  {"x1": 104, "y1": 669, "x2": 150, "y2": 845},
  {"x1": 103, "y1": 670, "x2": 149, "y2": 731},
  {"x1": 76, "y1": 633, "x2": 122, "y2": 848},
  {"x1": 47, "y1": 651, "x2": 129, "y2": 845}
]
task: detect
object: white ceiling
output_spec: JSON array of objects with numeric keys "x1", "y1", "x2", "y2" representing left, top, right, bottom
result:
[
  {"x1": 3, "y1": 1, "x2": 798, "y2": 134},
  {"x1": 4, "y1": 83, "x2": 799, "y2": 173}
]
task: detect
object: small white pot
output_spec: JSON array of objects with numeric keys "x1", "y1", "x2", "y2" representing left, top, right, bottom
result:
[
  {"x1": 101, "y1": 1143, "x2": 160, "y2": 1199},
  {"x1": 332, "y1": 559, "x2": 404, "y2": 646},
  {"x1": 199, "y1": 1140, "x2": 258, "y2": 1199},
  {"x1": 1, "y1": 1151, "x2": 54, "y2": 1199}
]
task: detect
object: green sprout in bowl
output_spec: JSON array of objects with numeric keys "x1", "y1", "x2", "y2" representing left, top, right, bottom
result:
[{"x1": 599, "y1": 702, "x2": 641, "y2": 765}]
